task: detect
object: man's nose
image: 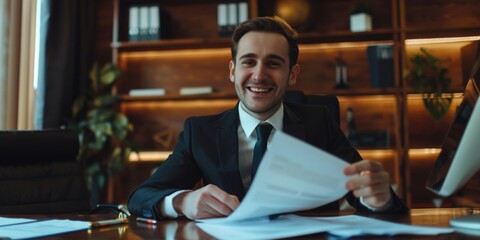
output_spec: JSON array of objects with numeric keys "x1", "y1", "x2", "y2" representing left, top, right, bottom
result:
[{"x1": 252, "y1": 64, "x2": 267, "y2": 81}]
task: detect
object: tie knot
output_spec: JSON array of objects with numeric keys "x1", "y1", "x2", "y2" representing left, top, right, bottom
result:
[{"x1": 255, "y1": 123, "x2": 273, "y2": 141}]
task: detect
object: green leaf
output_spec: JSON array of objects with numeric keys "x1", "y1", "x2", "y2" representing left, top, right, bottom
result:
[
  {"x1": 69, "y1": 62, "x2": 135, "y2": 191},
  {"x1": 422, "y1": 92, "x2": 453, "y2": 120},
  {"x1": 406, "y1": 48, "x2": 452, "y2": 120},
  {"x1": 72, "y1": 96, "x2": 86, "y2": 119},
  {"x1": 92, "y1": 95, "x2": 119, "y2": 108},
  {"x1": 100, "y1": 70, "x2": 118, "y2": 86},
  {"x1": 89, "y1": 62, "x2": 100, "y2": 93}
]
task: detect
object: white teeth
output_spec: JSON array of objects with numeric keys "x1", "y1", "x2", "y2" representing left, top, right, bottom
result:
[{"x1": 250, "y1": 87, "x2": 269, "y2": 93}]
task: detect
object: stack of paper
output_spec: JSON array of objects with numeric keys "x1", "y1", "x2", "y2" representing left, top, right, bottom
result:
[
  {"x1": 196, "y1": 131, "x2": 454, "y2": 239},
  {"x1": 0, "y1": 217, "x2": 90, "y2": 239}
]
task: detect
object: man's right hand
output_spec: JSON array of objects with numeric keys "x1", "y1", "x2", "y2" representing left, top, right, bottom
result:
[{"x1": 172, "y1": 184, "x2": 240, "y2": 220}]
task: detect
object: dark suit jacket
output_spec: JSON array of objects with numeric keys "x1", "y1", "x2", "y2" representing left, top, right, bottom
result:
[{"x1": 128, "y1": 102, "x2": 408, "y2": 219}]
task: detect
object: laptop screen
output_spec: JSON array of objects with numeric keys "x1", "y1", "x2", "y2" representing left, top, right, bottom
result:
[{"x1": 426, "y1": 65, "x2": 480, "y2": 197}]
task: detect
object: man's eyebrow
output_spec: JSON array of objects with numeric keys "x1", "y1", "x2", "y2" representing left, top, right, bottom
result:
[
  {"x1": 238, "y1": 53, "x2": 256, "y2": 60},
  {"x1": 267, "y1": 54, "x2": 286, "y2": 63},
  {"x1": 238, "y1": 53, "x2": 286, "y2": 63}
]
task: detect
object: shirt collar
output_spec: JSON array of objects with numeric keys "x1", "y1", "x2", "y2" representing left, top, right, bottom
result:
[{"x1": 238, "y1": 101, "x2": 283, "y2": 138}]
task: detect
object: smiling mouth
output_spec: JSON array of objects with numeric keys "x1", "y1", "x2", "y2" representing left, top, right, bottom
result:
[{"x1": 248, "y1": 87, "x2": 273, "y2": 93}]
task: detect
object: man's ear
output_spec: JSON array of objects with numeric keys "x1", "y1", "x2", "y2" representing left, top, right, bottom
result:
[
  {"x1": 288, "y1": 64, "x2": 300, "y2": 86},
  {"x1": 229, "y1": 60, "x2": 235, "y2": 82}
]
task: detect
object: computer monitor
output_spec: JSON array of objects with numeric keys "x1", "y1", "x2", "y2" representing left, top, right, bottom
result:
[{"x1": 425, "y1": 56, "x2": 480, "y2": 232}]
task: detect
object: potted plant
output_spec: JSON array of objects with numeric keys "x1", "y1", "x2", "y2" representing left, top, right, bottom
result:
[
  {"x1": 405, "y1": 48, "x2": 453, "y2": 120},
  {"x1": 68, "y1": 62, "x2": 136, "y2": 204},
  {"x1": 349, "y1": 1, "x2": 373, "y2": 32}
]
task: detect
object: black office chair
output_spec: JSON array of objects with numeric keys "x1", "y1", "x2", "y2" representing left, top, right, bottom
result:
[
  {"x1": 284, "y1": 90, "x2": 340, "y2": 124},
  {"x1": 0, "y1": 130, "x2": 91, "y2": 214}
]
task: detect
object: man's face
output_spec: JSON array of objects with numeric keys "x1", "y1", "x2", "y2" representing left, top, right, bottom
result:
[{"x1": 229, "y1": 31, "x2": 299, "y2": 120}]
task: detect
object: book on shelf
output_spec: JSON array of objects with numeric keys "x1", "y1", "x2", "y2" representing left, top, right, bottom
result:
[
  {"x1": 217, "y1": 4, "x2": 228, "y2": 37},
  {"x1": 129, "y1": 88, "x2": 166, "y2": 97},
  {"x1": 179, "y1": 86, "x2": 214, "y2": 95},
  {"x1": 128, "y1": 4, "x2": 170, "y2": 41},
  {"x1": 217, "y1": 2, "x2": 248, "y2": 37},
  {"x1": 128, "y1": 6, "x2": 139, "y2": 41},
  {"x1": 367, "y1": 45, "x2": 394, "y2": 88}
]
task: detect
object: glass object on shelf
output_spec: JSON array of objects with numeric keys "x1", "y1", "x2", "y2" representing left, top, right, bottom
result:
[
  {"x1": 346, "y1": 106, "x2": 357, "y2": 145},
  {"x1": 346, "y1": 105, "x2": 390, "y2": 149},
  {"x1": 334, "y1": 54, "x2": 349, "y2": 89},
  {"x1": 275, "y1": 0, "x2": 312, "y2": 32}
]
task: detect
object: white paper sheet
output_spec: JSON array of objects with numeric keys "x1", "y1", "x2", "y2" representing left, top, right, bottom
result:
[
  {"x1": 0, "y1": 219, "x2": 90, "y2": 239},
  {"x1": 197, "y1": 214, "x2": 454, "y2": 240},
  {"x1": 197, "y1": 214, "x2": 345, "y2": 240},
  {"x1": 313, "y1": 215, "x2": 454, "y2": 237},
  {"x1": 0, "y1": 217, "x2": 35, "y2": 226},
  {"x1": 199, "y1": 131, "x2": 351, "y2": 223}
]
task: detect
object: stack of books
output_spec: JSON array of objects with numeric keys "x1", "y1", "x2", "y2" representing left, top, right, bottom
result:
[
  {"x1": 128, "y1": 4, "x2": 170, "y2": 41},
  {"x1": 217, "y1": 2, "x2": 249, "y2": 37}
]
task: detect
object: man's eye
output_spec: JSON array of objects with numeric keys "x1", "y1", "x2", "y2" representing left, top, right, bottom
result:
[
  {"x1": 268, "y1": 62, "x2": 281, "y2": 68},
  {"x1": 242, "y1": 60, "x2": 255, "y2": 66}
]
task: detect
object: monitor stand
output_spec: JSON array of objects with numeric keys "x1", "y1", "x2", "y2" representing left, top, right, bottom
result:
[{"x1": 450, "y1": 214, "x2": 480, "y2": 236}]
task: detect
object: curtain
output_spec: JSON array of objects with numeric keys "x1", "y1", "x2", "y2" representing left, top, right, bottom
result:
[
  {"x1": 0, "y1": 0, "x2": 37, "y2": 130},
  {"x1": 40, "y1": 0, "x2": 93, "y2": 128}
]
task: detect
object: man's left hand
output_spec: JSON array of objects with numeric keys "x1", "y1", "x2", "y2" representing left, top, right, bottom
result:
[{"x1": 344, "y1": 160, "x2": 392, "y2": 208}]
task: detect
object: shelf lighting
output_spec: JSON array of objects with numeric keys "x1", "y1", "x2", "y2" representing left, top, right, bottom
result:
[
  {"x1": 407, "y1": 93, "x2": 463, "y2": 100},
  {"x1": 338, "y1": 94, "x2": 395, "y2": 102},
  {"x1": 358, "y1": 149, "x2": 395, "y2": 157},
  {"x1": 409, "y1": 148, "x2": 441, "y2": 156},
  {"x1": 129, "y1": 151, "x2": 172, "y2": 162},
  {"x1": 121, "y1": 48, "x2": 230, "y2": 59},
  {"x1": 405, "y1": 36, "x2": 480, "y2": 45},
  {"x1": 300, "y1": 41, "x2": 392, "y2": 50}
]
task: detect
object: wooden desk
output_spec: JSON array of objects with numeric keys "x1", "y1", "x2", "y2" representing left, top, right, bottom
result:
[{"x1": 3, "y1": 208, "x2": 480, "y2": 239}]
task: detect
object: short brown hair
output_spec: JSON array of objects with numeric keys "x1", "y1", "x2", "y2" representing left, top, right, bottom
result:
[{"x1": 231, "y1": 16, "x2": 299, "y2": 69}]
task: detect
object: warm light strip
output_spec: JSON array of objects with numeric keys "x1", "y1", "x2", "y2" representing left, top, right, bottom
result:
[
  {"x1": 337, "y1": 95, "x2": 396, "y2": 102},
  {"x1": 129, "y1": 151, "x2": 172, "y2": 162},
  {"x1": 407, "y1": 93, "x2": 463, "y2": 100},
  {"x1": 122, "y1": 48, "x2": 230, "y2": 58},
  {"x1": 300, "y1": 41, "x2": 392, "y2": 50},
  {"x1": 358, "y1": 149, "x2": 395, "y2": 157},
  {"x1": 409, "y1": 148, "x2": 441, "y2": 156},
  {"x1": 405, "y1": 36, "x2": 480, "y2": 45}
]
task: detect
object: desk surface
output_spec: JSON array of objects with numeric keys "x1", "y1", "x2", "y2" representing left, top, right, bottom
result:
[{"x1": 3, "y1": 208, "x2": 480, "y2": 239}]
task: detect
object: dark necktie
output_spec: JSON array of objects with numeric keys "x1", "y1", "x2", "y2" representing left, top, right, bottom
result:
[{"x1": 251, "y1": 123, "x2": 273, "y2": 180}]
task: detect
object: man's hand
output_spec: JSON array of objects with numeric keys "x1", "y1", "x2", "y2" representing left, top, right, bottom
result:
[
  {"x1": 344, "y1": 160, "x2": 392, "y2": 208},
  {"x1": 172, "y1": 184, "x2": 240, "y2": 220}
]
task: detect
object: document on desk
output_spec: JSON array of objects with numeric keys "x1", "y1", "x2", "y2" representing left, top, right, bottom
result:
[
  {"x1": 199, "y1": 131, "x2": 351, "y2": 224},
  {"x1": 312, "y1": 215, "x2": 454, "y2": 237},
  {"x1": 0, "y1": 218, "x2": 90, "y2": 239},
  {"x1": 197, "y1": 214, "x2": 454, "y2": 240},
  {"x1": 0, "y1": 217, "x2": 35, "y2": 226}
]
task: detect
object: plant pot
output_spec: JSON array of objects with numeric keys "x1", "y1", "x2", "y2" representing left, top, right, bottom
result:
[{"x1": 350, "y1": 13, "x2": 372, "y2": 32}]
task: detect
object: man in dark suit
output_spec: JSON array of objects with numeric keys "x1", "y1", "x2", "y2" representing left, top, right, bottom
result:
[{"x1": 128, "y1": 16, "x2": 407, "y2": 220}]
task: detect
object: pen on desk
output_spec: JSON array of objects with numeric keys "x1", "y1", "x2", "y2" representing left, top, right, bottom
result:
[
  {"x1": 136, "y1": 217, "x2": 157, "y2": 224},
  {"x1": 90, "y1": 218, "x2": 128, "y2": 228}
]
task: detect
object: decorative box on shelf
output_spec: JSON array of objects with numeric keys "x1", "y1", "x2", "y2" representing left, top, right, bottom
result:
[{"x1": 350, "y1": 13, "x2": 372, "y2": 32}]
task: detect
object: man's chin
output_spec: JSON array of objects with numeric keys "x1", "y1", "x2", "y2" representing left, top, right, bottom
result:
[{"x1": 242, "y1": 101, "x2": 280, "y2": 116}]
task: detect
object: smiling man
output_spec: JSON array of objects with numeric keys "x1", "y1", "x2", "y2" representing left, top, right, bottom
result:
[{"x1": 128, "y1": 16, "x2": 408, "y2": 220}]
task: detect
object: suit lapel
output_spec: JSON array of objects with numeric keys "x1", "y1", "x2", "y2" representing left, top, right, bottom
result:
[
  {"x1": 216, "y1": 105, "x2": 246, "y2": 199},
  {"x1": 283, "y1": 103, "x2": 306, "y2": 140}
]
